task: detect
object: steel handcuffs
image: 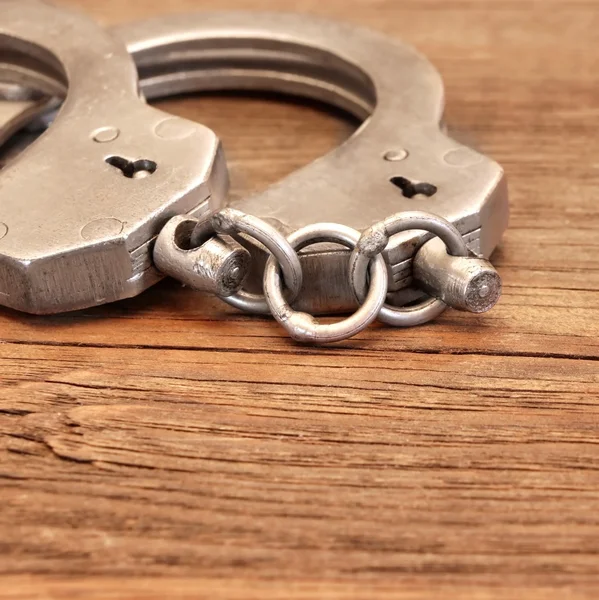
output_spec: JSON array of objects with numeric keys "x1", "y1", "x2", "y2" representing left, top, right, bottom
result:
[{"x1": 0, "y1": 2, "x2": 508, "y2": 341}]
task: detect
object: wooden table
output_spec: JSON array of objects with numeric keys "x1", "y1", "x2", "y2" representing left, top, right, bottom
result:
[{"x1": 2, "y1": 0, "x2": 598, "y2": 598}]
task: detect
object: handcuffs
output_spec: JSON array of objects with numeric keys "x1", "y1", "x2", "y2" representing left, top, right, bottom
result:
[{"x1": 0, "y1": 1, "x2": 508, "y2": 343}]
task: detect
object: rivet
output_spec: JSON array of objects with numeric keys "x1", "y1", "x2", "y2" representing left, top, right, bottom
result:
[
  {"x1": 443, "y1": 148, "x2": 483, "y2": 167},
  {"x1": 92, "y1": 127, "x2": 120, "y2": 143},
  {"x1": 0, "y1": 223, "x2": 7, "y2": 240},
  {"x1": 81, "y1": 218, "x2": 124, "y2": 241},
  {"x1": 155, "y1": 118, "x2": 195, "y2": 140},
  {"x1": 383, "y1": 149, "x2": 409, "y2": 162}
]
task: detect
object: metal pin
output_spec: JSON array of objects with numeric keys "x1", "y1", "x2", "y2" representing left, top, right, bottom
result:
[
  {"x1": 154, "y1": 216, "x2": 251, "y2": 297},
  {"x1": 413, "y1": 237, "x2": 502, "y2": 313}
]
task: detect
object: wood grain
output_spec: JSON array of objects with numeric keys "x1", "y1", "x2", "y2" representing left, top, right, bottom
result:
[{"x1": 2, "y1": 0, "x2": 599, "y2": 598}]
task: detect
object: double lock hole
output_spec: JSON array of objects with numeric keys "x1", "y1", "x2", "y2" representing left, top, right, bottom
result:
[
  {"x1": 390, "y1": 175, "x2": 437, "y2": 199},
  {"x1": 105, "y1": 156, "x2": 157, "y2": 179}
]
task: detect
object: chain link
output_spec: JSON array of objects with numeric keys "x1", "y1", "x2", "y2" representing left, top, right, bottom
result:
[
  {"x1": 208, "y1": 208, "x2": 303, "y2": 315},
  {"x1": 349, "y1": 211, "x2": 470, "y2": 327},
  {"x1": 155, "y1": 208, "x2": 501, "y2": 344},
  {"x1": 263, "y1": 223, "x2": 388, "y2": 343}
]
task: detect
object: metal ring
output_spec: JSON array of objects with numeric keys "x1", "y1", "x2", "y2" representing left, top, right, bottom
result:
[
  {"x1": 349, "y1": 211, "x2": 469, "y2": 327},
  {"x1": 263, "y1": 223, "x2": 388, "y2": 343},
  {"x1": 209, "y1": 208, "x2": 303, "y2": 314}
]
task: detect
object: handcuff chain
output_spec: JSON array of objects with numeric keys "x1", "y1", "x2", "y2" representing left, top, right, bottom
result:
[{"x1": 165, "y1": 208, "x2": 491, "y2": 344}]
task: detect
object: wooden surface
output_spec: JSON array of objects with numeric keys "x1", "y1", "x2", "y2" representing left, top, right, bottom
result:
[{"x1": 2, "y1": 0, "x2": 599, "y2": 598}]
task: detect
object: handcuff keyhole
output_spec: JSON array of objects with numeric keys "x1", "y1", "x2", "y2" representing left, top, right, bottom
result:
[
  {"x1": 106, "y1": 156, "x2": 157, "y2": 179},
  {"x1": 390, "y1": 176, "x2": 437, "y2": 199}
]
